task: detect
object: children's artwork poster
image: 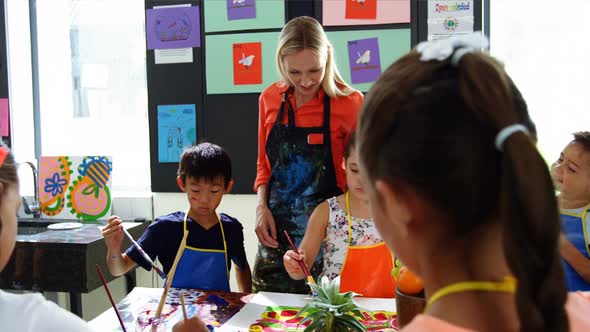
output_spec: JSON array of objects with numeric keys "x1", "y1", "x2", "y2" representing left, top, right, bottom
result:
[
  {"x1": 157, "y1": 104, "x2": 197, "y2": 163},
  {"x1": 38, "y1": 156, "x2": 112, "y2": 221},
  {"x1": 204, "y1": 0, "x2": 283, "y2": 32},
  {"x1": 251, "y1": 306, "x2": 397, "y2": 331},
  {"x1": 427, "y1": 1, "x2": 474, "y2": 40},
  {"x1": 0, "y1": 98, "x2": 9, "y2": 136},
  {"x1": 88, "y1": 287, "x2": 248, "y2": 332},
  {"x1": 146, "y1": 5, "x2": 200, "y2": 50},
  {"x1": 233, "y1": 42, "x2": 263, "y2": 85},
  {"x1": 323, "y1": 0, "x2": 410, "y2": 26},
  {"x1": 348, "y1": 37, "x2": 382, "y2": 84},
  {"x1": 206, "y1": 32, "x2": 280, "y2": 94},
  {"x1": 327, "y1": 29, "x2": 410, "y2": 92},
  {"x1": 227, "y1": 0, "x2": 256, "y2": 21},
  {"x1": 345, "y1": 0, "x2": 377, "y2": 20}
]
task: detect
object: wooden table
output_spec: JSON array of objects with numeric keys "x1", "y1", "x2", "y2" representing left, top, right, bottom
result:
[{"x1": 89, "y1": 287, "x2": 250, "y2": 331}]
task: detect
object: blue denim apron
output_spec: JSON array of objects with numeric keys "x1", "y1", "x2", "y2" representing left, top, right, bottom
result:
[
  {"x1": 561, "y1": 206, "x2": 590, "y2": 291},
  {"x1": 252, "y1": 89, "x2": 343, "y2": 293},
  {"x1": 170, "y1": 210, "x2": 230, "y2": 291}
]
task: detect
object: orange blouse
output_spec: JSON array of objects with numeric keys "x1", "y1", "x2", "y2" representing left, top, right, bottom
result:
[{"x1": 254, "y1": 82, "x2": 363, "y2": 192}]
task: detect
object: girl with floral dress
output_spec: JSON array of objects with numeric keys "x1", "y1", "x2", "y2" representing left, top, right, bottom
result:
[{"x1": 283, "y1": 133, "x2": 396, "y2": 298}]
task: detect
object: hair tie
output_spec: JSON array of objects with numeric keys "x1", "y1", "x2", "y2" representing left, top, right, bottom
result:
[
  {"x1": 495, "y1": 124, "x2": 529, "y2": 150},
  {"x1": 0, "y1": 146, "x2": 9, "y2": 167},
  {"x1": 451, "y1": 47, "x2": 473, "y2": 66}
]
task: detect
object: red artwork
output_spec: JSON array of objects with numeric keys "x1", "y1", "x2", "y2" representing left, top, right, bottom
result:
[
  {"x1": 232, "y1": 42, "x2": 263, "y2": 85},
  {"x1": 345, "y1": 0, "x2": 378, "y2": 20},
  {"x1": 250, "y1": 306, "x2": 398, "y2": 331}
]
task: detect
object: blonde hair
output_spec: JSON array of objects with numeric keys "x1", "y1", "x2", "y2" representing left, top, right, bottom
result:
[{"x1": 276, "y1": 16, "x2": 355, "y2": 97}]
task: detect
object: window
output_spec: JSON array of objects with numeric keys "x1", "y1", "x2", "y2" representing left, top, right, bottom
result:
[
  {"x1": 490, "y1": 0, "x2": 590, "y2": 163},
  {"x1": 7, "y1": 0, "x2": 150, "y2": 193}
]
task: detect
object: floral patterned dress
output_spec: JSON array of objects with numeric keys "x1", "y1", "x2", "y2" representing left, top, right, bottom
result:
[{"x1": 321, "y1": 196, "x2": 384, "y2": 280}]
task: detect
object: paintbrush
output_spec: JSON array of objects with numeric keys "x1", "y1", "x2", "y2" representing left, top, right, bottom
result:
[
  {"x1": 283, "y1": 230, "x2": 317, "y2": 286},
  {"x1": 155, "y1": 229, "x2": 189, "y2": 318},
  {"x1": 96, "y1": 264, "x2": 128, "y2": 332},
  {"x1": 180, "y1": 292, "x2": 188, "y2": 321},
  {"x1": 121, "y1": 226, "x2": 166, "y2": 279}
]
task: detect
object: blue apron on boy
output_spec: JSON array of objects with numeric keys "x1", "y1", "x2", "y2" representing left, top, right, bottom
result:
[
  {"x1": 170, "y1": 210, "x2": 230, "y2": 291},
  {"x1": 252, "y1": 88, "x2": 343, "y2": 294},
  {"x1": 561, "y1": 205, "x2": 590, "y2": 291}
]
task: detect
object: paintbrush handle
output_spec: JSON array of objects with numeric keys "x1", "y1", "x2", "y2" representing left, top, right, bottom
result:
[
  {"x1": 122, "y1": 226, "x2": 162, "y2": 272},
  {"x1": 283, "y1": 230, "x2": 312, "y2": 278},
  {"x1": 96, "y1": 265, "x2": 128, "y2": 332},
  {"x1": 155, "y1": 230, "x2": 188, "y2": 318}
]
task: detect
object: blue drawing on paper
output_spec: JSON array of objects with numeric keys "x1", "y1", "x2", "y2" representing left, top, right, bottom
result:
[{"x1": 158, "y1": 104, "x2": 197, "y2": 163}]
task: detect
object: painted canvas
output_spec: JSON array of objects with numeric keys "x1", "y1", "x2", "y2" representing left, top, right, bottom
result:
[
  {"x1": 38, "y1": 156, "x2": 112, "y2": 221},
  {"x1": 233, "y1": 42, "x2": 263, "y2": 85},
  {"x1": 218, "y1": 292, "x2": 397, "y2": 332},
  {"x1": 250, "y1": 305, "x2": 397, "y2": 331},
  {"x1": 227, "y1": 0, "x2": 256, "y2": 21},
  {"x1": 89, "y1": 287, "x2": 249, "y2": 332},
  {"x1": 348, "y1": 37, "x2": 382, "y2": 84}
]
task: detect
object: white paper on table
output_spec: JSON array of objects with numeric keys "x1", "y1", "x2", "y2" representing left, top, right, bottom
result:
[
  {"x1": 217, "y1": 291, "x2": 396, "y2": 331},
  {"x1": 155, "y1": 48, "x2": 193, "y2": 64}
]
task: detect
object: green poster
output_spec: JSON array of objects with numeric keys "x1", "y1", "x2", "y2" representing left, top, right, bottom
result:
[
  {"x1": 204, "y1": 0, "x2": 285, "y2": 33},
  {"x1": 327, "y1": 29, "x2": 411, "y2": 92},
  {"x1": 205, "y1": 32, "x2": 280, "y2": 94}
]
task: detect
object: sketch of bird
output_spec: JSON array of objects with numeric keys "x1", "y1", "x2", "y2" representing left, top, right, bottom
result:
[
  {"x1": 356, "y1": 50, "x2": 371, "y2": 65},
  {"x1": 239, "y1": 53, "x2": 255, "y2": 68},
  {"x1": 233, "y1": 0, "x2": 246, "y2": 6},
  {"x1": 355, "y1": 0, "x2": 367, "y2": 4}
]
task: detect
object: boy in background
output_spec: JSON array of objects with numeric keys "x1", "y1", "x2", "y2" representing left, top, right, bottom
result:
[
  {"x1": 103, "y1": 142, "x2": 251, "y2": 292},
  {"x1": 553, "y1": 131, "x2": 590, "y2": 291}
]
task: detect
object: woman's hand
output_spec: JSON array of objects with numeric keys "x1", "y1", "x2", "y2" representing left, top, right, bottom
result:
[
  {"x1": 283, "y1": 249, "x2": 306, "y2": 279},
  {"x1": 255, "y1": 203, "x2": 279, "y2": 248},
  {"x1": 172, "y1": 316, "x2": 209, "y2": 332},
  {"x1": 102, "y1": 215, "x2": 124, "y2": 253}
]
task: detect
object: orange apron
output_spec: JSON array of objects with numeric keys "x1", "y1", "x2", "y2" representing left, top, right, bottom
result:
[{"x1": 339, "y1": 192, "x2": 396, "y2": 298}]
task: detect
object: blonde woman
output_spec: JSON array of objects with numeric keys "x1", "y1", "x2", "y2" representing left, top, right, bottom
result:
[{"x1": 253, "y1": 16, "x2": 363, "y2": 293}]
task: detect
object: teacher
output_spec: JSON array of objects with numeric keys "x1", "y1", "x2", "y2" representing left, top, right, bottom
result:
[{"x1": 252, "y1": 16, "x2": 363, "y2": 293}]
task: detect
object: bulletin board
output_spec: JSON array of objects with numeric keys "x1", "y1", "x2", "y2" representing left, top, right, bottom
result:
[{"x1": 146, "y1": 0, "x2": 482, "y2": 193}]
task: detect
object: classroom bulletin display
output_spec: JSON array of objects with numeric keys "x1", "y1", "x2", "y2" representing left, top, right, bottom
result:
[{"x1": 146, "y1": 1, "x2": 482, "y2": 193}]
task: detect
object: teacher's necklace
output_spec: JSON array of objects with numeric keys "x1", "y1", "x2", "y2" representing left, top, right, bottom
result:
[{"x1": 424, "y1": 276, "x2": 517, "y2": 313}]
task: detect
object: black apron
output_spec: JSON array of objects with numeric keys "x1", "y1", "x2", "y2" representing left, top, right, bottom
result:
[{"x1": 252, "y1": 89, "x2": 343, "y2": 293}]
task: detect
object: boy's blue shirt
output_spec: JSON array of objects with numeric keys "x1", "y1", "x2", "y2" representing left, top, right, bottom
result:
[{"x1": 125, "y1": 211, "x2": 248, "y2": 275}]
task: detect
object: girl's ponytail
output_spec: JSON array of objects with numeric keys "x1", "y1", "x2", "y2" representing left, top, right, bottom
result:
[{"x1": 459, "y1": 54, "x2": 569, "y2": 332}]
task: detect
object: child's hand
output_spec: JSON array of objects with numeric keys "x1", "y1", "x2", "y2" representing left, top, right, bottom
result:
[
  {"x1": 283, "y1": 250, "x2": 306, "y2": 279},
  {"x1": 102, "y1": 215, "x2": 125, "y2": 252},
  {"x1": 172, "y1": 316, "x2": 209, "y2": 332}
]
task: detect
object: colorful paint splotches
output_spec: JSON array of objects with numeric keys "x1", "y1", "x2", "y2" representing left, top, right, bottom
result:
[
  {"x1": 38, "y1": 156, "x2": 112, "y2": 221},
  {"x1": 232, "y1": 42, "x2": 263, "y2": 85},
  {"x1": 250, "y1": 306, "x2": 397, "y2": 331},
  {"x1": 227, "y1": 0, "x2": 256, "y2": 21},
  {"x1": 348, "y1": 37, "x2": 382, "y2": 84}
]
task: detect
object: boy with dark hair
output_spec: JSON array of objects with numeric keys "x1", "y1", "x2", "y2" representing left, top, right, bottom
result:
[
  {"x1": 103, "y1": 142, "x2": 252, "y2": 292},
  {"x1": 554, "y1": 131, "x2": 590, "y2": 291}
]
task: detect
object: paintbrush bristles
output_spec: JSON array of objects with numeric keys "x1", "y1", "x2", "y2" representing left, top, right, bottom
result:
[{"x1": 155, "y1": 229, "x2": 189, "y2": 318}]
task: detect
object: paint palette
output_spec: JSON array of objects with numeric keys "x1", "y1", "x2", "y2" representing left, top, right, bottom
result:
[{"x1": 47, "y1": 222, "x2": 83, "y2": 230}]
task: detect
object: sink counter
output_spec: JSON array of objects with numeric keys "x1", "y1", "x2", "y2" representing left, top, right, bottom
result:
[{"x1": 0, "y1": 220, "x2": 150, "y2": 316}]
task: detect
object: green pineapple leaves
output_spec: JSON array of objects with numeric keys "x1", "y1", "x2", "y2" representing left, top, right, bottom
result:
[{"x1": 295, "y1": 276, "x2": 367, "y2": 332}]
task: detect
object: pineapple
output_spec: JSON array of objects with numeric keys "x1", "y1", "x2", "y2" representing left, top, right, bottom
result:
[{"x1": 295, "y1": 276, "x2": 367, "y2": 332}]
